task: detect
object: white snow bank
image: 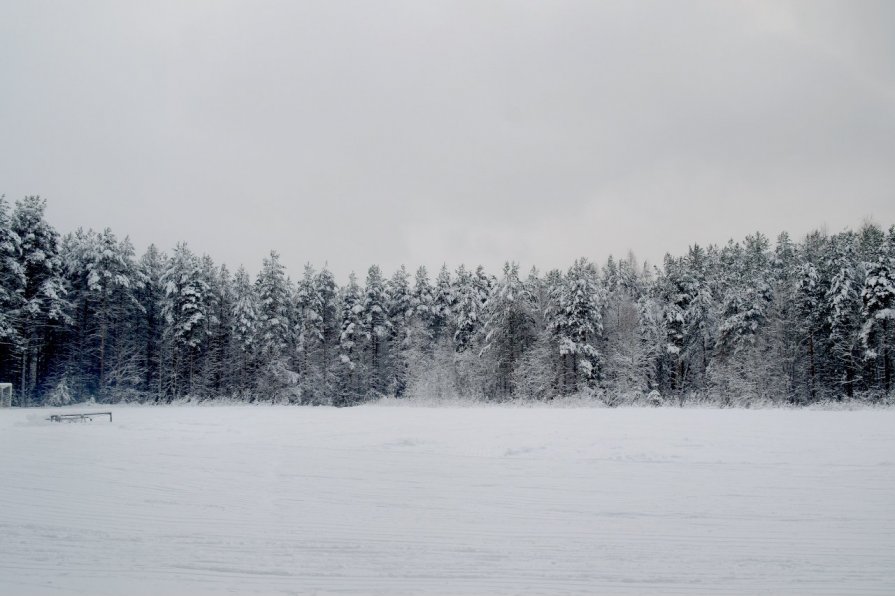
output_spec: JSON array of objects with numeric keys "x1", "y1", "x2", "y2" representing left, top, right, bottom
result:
[{"x1": 1, "y1": 406, "x2": 893, "y2": 594}]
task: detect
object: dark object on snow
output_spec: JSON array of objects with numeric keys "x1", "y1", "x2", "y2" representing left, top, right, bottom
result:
[
  {"x1": 46, "y1": 412, "x2": 112, "y2": 423},
  {"x1": 0, "y1": 383, "x2": 12, "y2": 407}
]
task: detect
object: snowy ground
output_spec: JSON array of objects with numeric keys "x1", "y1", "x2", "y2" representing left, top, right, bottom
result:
[{"x1": 1, "y1": 405, "x2": 893, "y2": 595}]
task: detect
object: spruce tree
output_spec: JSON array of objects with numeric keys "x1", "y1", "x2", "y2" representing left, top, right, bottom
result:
[
  {"x1": 481, "y1": 262, "x2": 537, "y2": 398},
  {"x1": 826, "y1": 235, "x2": 862, "y2": 398},
  {"x1": 338, "y1": 272, "x2": 364, "y2": 405},
  {"x1": 0, "y1": 196, "x2": 23, "y2": 348},
  {"x1": 361, "y1": 265, "x2": 389, "y2": 396},
  {"x1": 137, "y1": 244, "x2": 166, "y2": 397},
  {"x1": 230, "y1": 265, "x2": 259, "y2": 395},
  {"x1": 548, "y1": 258, "x2": 603, "y2": 394},
  {"x1": 161, "y1": 243, "x2": 209, "y2": 399},
  {"x1": 386, "y1": 265, "x2": 413, "y2": 396},
  {"x1": 255, "y1": 251, "x2": 296, "y2": 400},
  {"x1": 10, "y1": 197, "x2": 70, "y2": 404},
  {"x1": 860, "y1": 253, "x2": 895, "y2": 393}
]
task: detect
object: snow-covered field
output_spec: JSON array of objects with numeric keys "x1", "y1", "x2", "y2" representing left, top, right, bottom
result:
[{"x1": 1, "y1": 405, "x2": 893, "y2": 595}]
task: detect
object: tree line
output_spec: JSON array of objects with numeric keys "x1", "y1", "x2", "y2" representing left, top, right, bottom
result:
[{"x1": 1, "y1": 196, "x2": 893, "y2": 406}]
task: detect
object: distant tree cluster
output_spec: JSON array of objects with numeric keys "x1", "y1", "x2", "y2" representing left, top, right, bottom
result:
[{"x1": 1, "y1": 196, "x2": 893, "y2": 406}]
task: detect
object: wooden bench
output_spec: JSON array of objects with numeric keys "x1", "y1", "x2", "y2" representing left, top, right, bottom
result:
[{"x1": 46, "y1": 412, "x2": 113, "y2": 423}]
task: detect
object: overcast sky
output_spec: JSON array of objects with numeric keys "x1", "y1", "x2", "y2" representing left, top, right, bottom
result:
[{"x1": 1, "y1": 1, "x2": 893, "y2": 278}]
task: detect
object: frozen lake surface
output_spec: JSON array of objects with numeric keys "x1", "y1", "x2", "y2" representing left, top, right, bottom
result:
[{"x1": 1, "y1": 404, "x2": 893, "y2": 595}]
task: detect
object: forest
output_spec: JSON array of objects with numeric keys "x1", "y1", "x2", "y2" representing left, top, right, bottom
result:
[{"x1": 0, "y1": 195, "x2": 893, "y2": 407}]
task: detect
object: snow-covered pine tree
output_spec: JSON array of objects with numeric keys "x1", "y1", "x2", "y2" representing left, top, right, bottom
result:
[
  {"x1": 95, "y1": 232, "x2": 145, "y2": 398},
  {"x1": 616, "y1": 252, "x2": 643, "y2": 298},
  {"x1": 548, "y1": 258, "x2": 603, "y2": 395},
  {"x1": 386, "y1": 265, "x2": 413, "y2": 396},
  {"x1": 409, "y1": 266, "x2": 434, "y2": 352},
  {"x1": 510, "y1": 267, "x2": 557, "y2": 401},
  {"x1": 523, "y1": 266, "x2": 548, "y2": 329},
  {"x1": 160, "y1": 243, "x2": 209, "y2": 399},
  {"x1": 681, "y1": 245, "x2": 717, "y2": 395},
  {"x1": 860, "y1": 249, "x2": 895, "y2": 394},
  {"x1": 256, "y1": 251, "x2": 292, "y2": 360},
  {"x1": 440, "y1": 265, "x2": 492, "y2": 399},
  {"x1": 857, "y1": 222, "x2": 886, "y2": 263},
  {"x1": 10, "y1": 197, "x2": 70, "y2": 405},
  {"x1": 826, "y1": 234, "x2": 863, "y2": 398},
  {"x1": 0, "y1": 196, "x2": 23, "y2": 350},
  {"x1": 711, "y1": 234, "x2": 776, "y2": 403},
  {"x1": 295, "y1": 263, "x2": 341, "y2": 403},
  {"x1": 137, "y1": 244, "x2": 166, "y2": 397},
  {"x1": 762, "y1": 232, "x2": 800, "y2": 403},
  {"x1": 603, "y1": 253, "x2": 653, "y2": 397},
  {"x1": 481, "y1": 262, "x2": 538, "y2": 398},
  {"x1": 361, "y1": 265, "x2": 390, "y2": 397},
  {"x1": 404, "y1": 265, "x2": 462, "y2": 400},
  {"x1": 636, "y1": 292, "x2": 667, "y2": 397},
  {"x1": 794, "y1": 259, "x2": 824, "y2": 402},
  {"x1": 200, "y1": 260, "x2": 233, "y2": 396},
  {"x1": 338, "y1": 272, "x2": 364, "y2": 405},
  {"x1": 451, "y1": 265, "x2": 477, "y2": 353},
  {"x1": 716, "y1": 239, "x2": 771, "y2": 353},
  {"x1": 294, "y1": 263, "x2": 317, "y2": 394},
  {"x1": 658, "y1": 254, "x2": 694, "y2": 395},
  {"x1": 255, "y1": 251, "x2": 296, "y2": 401},
  {"x1": 602, "y1": 255, "x2": 618, "y2": 292},
  {"x1": 57, "y1": 229, "x2": 95, "y2": 397},
  {"x1": 230, "y1": 265, "x2": 258, "y2": 395},
  {"x1": 311, "y1": 266, "x2": 340, "y2": 403},
  {"x1": 430, "y1": 264, "x2": 453, "y2": 344}
]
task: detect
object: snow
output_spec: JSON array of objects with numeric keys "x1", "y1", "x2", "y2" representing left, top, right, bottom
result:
[{"x1": 1, "y1": 405, "x2": 894, "y2": 595}]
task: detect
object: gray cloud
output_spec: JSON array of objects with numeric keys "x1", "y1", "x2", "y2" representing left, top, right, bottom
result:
[{"x1": 1, "y1": 0, "x2": 893, "y2": 278}]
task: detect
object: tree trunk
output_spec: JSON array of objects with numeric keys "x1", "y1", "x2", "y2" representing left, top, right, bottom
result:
[
  {"x1": 884, "y1": 320, "x2": 891, "y2": 394},
  {"x1": 807, "y1": 334, "x2": 816, "y2": 403},
  {"x1": 844, "y1": 353, "x2": 854, "y2": 400},
  {"x1": 20, "y1": 343, "x2": 28, "y2": 406},
  {"x1": 99, "y1": 321, "x2": 107, "y2": 395}
]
